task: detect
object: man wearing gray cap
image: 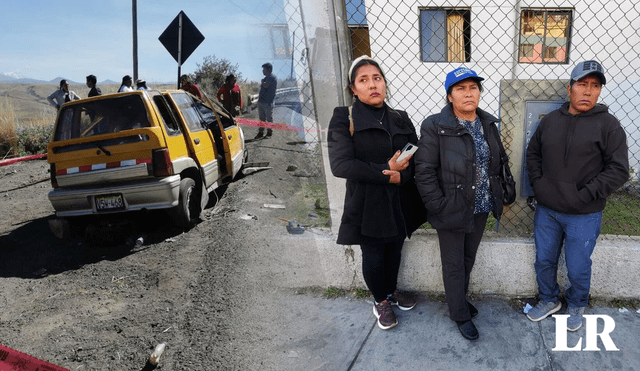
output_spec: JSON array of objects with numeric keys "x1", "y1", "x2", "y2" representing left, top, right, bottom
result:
[{"x1": 525, "y1": 60, "x2": 629, "y2": 330}]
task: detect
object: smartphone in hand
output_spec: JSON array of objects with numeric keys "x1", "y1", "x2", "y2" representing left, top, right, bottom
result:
[{"x1": 397, "y1": 143, "x2": 418, "y2": 162}]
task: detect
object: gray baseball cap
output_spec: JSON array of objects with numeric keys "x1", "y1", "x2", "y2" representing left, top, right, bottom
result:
[{"x1": 570, "y1": 60, "x2": 606, "y2": 84}]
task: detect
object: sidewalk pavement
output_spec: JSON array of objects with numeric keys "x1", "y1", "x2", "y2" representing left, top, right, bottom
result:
[{"x1": 269, "y1": 294, "x2": 640, "y2": 371}]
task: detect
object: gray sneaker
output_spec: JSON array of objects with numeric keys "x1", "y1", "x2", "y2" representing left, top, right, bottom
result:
[
  {"x1": 527, "y1": 301, "x2": 562, "y2": 322},
  {"x1": 567, "y1": 306, "x2": 585, "y2": 331}
]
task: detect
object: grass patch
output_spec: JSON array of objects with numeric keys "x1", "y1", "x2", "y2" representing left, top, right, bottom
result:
[
  {"x1": 322, "y1": 286, "x2": 372, "y2": 299},
  {"x1": 0, "y1": 97, "x2": 54, "y2": 158},
  {"x1": 601, "y1": 189, "x2": 640, "y2": 235},
  {"x1": 0, "y1": 98, "x2": 18, "y2": 157},
  {"x1": 322, "y1": 286, "x2": 343, "y2": 299},
  {"x1": 607, "y1": 298, "x2": 639, "y2": 310},
  {"x1": 353, "y1": 287, "x2": 370, "y2": 299}
]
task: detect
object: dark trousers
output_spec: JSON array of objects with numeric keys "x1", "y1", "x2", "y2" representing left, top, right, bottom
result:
[
  {"x1": 436, "y1": 213, "x2": 488, "y2": 322},
  {"x1": 360, "y1": 239, "x2": 404, "y2": 303}
]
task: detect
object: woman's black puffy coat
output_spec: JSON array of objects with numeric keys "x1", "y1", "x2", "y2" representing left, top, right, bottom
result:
[
  {"x1": 328, "y1": 100, "x2": 426, "y2": 245},
  {"x1": 414, "y1": 104, "x2": 507, "y2": 233}
]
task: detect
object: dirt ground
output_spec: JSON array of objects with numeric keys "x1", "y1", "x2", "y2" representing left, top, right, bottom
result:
[{"x1": 0, "y1": 122, "x2": 329, "y2": 370}]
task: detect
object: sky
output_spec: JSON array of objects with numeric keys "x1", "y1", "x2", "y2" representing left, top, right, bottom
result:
[{"x1": 0, "y1": 0, "x2": 283, "y2": 84}]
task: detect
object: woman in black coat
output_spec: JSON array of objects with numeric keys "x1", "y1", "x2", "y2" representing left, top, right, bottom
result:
[
  {"x1": 328, "y1": 56, "x2": 425, "y2": 330},
  {"x1": 414, "y1": 67, "x2": 510, "y2": 341}
]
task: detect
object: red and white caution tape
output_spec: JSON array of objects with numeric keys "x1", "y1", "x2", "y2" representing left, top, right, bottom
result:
[
  {"x1": 235, "y1": 118, "x2": 325, "y2": 134},
  {"x1": 0, "y1": 153, "x2": 47, "y2": 167},
  {"x1": 0, "y1": 343, "x2": 71, "y2": 371}
]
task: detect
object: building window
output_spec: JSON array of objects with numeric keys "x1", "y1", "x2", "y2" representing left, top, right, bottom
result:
[
  {"x1": 420, "y1": 8, "x2": 471, "y2": 63},
  {"x1": 518, "y1": 9, "x2": 572, "y2": 64},
  {"x1": 270, "y1": 25, "x2": 292, "y2": 59},
  {"x1": 345, "y1": 0, "x2": 371, "y2": 58},
  {"x1": 520, "y1": 44, "x2": 534, "y2": 58},
  {"x1": 543, "y1": 46, "x2": 557, "y2": 59}
]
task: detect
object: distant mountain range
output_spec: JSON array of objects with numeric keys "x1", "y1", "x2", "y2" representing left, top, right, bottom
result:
[{"x1": 1, "y1": 72, "x2": 118, "y2": 85}]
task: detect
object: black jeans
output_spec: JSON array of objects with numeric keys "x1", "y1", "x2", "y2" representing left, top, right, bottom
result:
[
  {"x1": 360, "y1": 239, "x2": 405, "y2": 303},
  {"x1": 436, "y1": 213, "x2": 488, "y2": 322}
]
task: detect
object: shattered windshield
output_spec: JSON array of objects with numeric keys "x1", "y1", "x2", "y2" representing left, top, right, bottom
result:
[{"x1": 54, "y1": 95, "x2": 151, "y2": 141}]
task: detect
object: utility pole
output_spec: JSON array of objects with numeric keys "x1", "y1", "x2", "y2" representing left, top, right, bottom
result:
[{"x1": 132, "y1": 0, "x2": 138, "y2": 81}]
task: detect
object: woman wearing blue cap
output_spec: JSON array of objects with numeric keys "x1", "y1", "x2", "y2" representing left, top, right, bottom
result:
[
  {"x1": 414, "y1": 67, "x2": 511, "y2": 340},
  {"x1": 328, "y1": 56, "x2": 426, "y2": 330}
]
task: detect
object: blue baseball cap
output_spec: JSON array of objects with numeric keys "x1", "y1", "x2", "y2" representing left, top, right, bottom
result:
[
  {"x1": 444, "y1": 67, "x2": 485, "y2": 93},
  {"x1": 570, "y1": 60, "x2": 606, "y2": 84}
]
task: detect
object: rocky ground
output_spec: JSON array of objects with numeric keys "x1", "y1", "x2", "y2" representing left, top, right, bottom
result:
[{"x1": 0, "y1": 122, "x2": 330, "y2": 371}]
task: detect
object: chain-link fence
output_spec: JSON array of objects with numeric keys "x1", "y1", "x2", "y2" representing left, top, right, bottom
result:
[
  {"x1": 343, "y1": 0, "x2": 640, "y2": 237},
  {"x1": 248, "y1": 0, "x2": 639, "y2": 237},
  {"x1": 244, "y1": 1, "x2": 324, "y2": 179}
]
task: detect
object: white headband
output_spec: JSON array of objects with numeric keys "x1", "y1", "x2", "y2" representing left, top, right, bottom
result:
[{"x1": 348, "y1": 55, "x2": 379, "y2": 82}]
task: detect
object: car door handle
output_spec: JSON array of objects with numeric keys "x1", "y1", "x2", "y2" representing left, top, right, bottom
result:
[{"x1": 194, "y1": 138, "x2": 200, "y2": 145}]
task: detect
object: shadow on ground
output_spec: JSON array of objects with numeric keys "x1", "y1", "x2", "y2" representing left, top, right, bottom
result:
[{"x1": 0, "y1": 211, "x2": 190, "y2": 279}]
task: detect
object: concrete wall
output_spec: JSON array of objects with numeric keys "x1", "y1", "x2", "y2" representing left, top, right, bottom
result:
[{"x1": 310, "y1": 216, "x2": 640, "y2": 300}]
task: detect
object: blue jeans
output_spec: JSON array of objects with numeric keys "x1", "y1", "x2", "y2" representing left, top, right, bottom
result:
[{"x1": 533, "y1": 204, "x2": 602, "y2": 307}]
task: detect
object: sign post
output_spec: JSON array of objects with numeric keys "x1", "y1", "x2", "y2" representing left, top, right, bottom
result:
[{"x1": 159, "y1": 11, "x2": 205, "y2": 89}]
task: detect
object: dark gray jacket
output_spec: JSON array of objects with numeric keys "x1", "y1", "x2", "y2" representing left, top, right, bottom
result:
[
  {"x1": 526, "y1": 102, "x2": 629, "y2": 214},
  {"x1": 415, "y1": 104, "x2": 507, "y2": 233}
]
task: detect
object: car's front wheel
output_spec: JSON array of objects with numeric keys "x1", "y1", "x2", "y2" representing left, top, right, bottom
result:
[{"x1": 171, "y1": 177, "x2": 200, "y2": 229}]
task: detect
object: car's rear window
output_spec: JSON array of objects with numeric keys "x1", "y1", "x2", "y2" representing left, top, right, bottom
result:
[{"x1": 54, "y1": 95, "x2": 151, "y2": 141}]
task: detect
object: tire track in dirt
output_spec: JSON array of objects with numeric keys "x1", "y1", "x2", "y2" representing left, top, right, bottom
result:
[{"x1": 27, "y1": 85, "x2": 48, "y2": 101}]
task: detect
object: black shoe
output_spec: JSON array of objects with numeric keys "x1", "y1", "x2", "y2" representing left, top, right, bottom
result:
[
  {"x1": 468, "y1": 302, "x2": 478, "y2": 318},
  {"x1": 456, "y1": 320, "x2": 479, "y2": 341}
]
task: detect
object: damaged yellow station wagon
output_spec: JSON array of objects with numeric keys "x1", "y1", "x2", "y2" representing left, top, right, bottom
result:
[{"x1": 47, "y1": 89, "x2": 247, "y2": 230}]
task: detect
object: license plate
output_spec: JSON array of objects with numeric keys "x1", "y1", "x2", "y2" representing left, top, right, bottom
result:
[{"x1": 95, "y1": 194, "x2": 125, "y2": 211}]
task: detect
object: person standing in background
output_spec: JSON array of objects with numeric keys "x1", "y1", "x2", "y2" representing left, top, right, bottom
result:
[
  {"x1": 136, "y1": 79, "x2": 150, "y2": 90},
  {"x1": 47, "y1": 79, "x2": 80, "y2": 110},
  {"x1": 181, "y1": 74, "x2": 203, "y2": 99},
  {"x1": 216, "y1": 74, "x2": 243, "y2": 116},
  {"x1": 256, "y1": 62, "x2": 277, "y2": 138},
  {"x1": 86, "y1": 75, "x2": 102, "y2": 97},
  {"x1": 118, "y1": 75, "x2": 134, "y2": 93}
]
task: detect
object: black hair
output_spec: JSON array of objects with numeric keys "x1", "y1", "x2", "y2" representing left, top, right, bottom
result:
[
  {"x1": 346, "y1": 59, "x2": 387, "y2": 99},
  {"x1": 445, "y1": 79, "x2": 483, "y2": 105},
  {"x1": 86, "y1": 75, "x2": 97, "y2": 84}
]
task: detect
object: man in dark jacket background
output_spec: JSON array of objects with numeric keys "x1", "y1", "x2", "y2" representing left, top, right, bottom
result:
[{"x1": 525, "y1": 60, "x2": 629, "y2": 331}]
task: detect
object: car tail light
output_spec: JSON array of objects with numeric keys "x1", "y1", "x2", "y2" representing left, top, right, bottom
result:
[
  {"x1": 50, "y1": 163, "x2": 58, "y2": 188},
  {"x1": 152, "y1": 148, "x2": 174, "y2": 176}
]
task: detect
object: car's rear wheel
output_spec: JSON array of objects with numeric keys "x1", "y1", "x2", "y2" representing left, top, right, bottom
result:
[{"x1": 172, "y1": 177, "x2": 200, "y2": 229}]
